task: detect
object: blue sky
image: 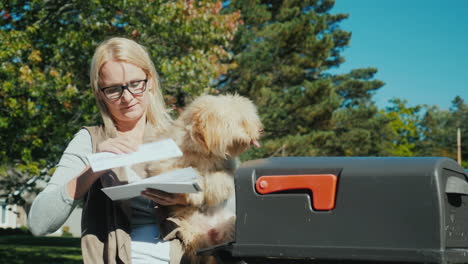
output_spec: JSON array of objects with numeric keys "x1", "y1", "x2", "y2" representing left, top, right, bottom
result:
[{"x1": 330, "y1": 0, "x2": 467, "y2": 110}]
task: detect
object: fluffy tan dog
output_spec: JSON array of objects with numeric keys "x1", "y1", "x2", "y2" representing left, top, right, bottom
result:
[{"x1": 147, "y1": 94, "x2": 262, "y2": 263}]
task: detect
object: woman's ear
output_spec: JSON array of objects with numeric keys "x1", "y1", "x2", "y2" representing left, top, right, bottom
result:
[
  {"x1": 146, "y1": 74, "x2": 155, "y2": 91},
  {"x1": 147, "y1": 79, "x2": 153, "y2": 91}
]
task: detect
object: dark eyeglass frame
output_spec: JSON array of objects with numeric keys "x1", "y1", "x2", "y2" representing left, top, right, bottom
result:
[{"x1": 99, "y1": 78, "x2": 148, "y2": 100}]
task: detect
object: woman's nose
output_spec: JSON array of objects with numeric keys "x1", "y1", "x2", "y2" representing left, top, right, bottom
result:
[{"x1": 121, "y1": 88, "x2": 133, "y2": 102}]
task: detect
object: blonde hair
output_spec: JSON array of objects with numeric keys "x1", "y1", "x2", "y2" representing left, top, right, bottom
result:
[{"x1": 90, "y1": 37, "x2": 172, "y2": 137}]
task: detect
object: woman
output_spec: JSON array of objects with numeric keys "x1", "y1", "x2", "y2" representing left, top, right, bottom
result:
[{"x1": 28, "y1": 37, "x2": 187, "y2": 263}]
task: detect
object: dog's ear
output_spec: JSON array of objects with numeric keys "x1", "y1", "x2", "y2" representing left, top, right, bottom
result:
[
  {"x1": 189, "y1": 124, "x2": 209, "y2": 152},
  {"x1": 191, "y1": 111, "x2": 230, "y2": 158}
]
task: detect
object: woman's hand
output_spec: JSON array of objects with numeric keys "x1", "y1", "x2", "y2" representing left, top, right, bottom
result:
[
  {"x1": 141, "y1": 189, "x2": 188, "y2": 206},
  {"x1": 97, "y1": 137, "x2": 140, "y2": 154}
]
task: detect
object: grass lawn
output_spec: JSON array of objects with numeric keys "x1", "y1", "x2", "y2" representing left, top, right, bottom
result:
[{"x1": 0, "y1": 235, "x2": 82, "y2": 264}]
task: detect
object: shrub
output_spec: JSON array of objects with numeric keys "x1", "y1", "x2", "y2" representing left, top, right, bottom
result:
[
  {"x1": 61, "y1": 226, "x2": 73, "y2": 237},
  {"x1": 0, "y1": 227, "x2": 32, "y2": 236}
]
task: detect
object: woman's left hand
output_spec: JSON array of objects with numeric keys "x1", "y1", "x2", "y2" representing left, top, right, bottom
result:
[{"x1": 141, "y1": 189, "x2": 188, "y2": 206}]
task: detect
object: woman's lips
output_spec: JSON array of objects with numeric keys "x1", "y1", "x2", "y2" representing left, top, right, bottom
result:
[{"x1": 123, "y1": 103, "x2": 137, "y2": 110}]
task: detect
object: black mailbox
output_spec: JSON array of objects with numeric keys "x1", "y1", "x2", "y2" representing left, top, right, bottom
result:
[{"x1": 212, "y1": 157, "x2": 468, "y2": 264}]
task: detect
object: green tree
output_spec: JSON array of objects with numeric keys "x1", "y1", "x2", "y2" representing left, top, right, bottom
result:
[
  {"x1": 0, "y1": 0, "x2": 241, "y2": 205},
  {"x1": 451, "y1": 96, "x2": 468, "y2": 167},
  {"x1": 417, "y1": 105, "x2": 452, "y2": 157},
  {"x1": 418, "y1": 96, "x2": 468, "y2": 166},
  {"x1": 382, "y1": 98, "x2": 422, "y2": 156},
  {"x1": 220, "y1": 0, "x2": 387, "y2": 159}
]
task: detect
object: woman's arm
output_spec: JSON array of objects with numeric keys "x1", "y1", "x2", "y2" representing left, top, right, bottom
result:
[
  {"x1": 28, "y1": 128, "x2": 141, "y2": 236},
  {"x1": 28, "y1": 129, "x2": 93, "y2": 236}
]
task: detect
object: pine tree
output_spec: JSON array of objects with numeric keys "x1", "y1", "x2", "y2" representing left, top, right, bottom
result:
[{"x1": 221, "y1": 0, "x2": 388, "y2": 159}]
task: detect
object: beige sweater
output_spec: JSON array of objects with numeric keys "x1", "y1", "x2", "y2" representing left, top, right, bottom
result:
[
  {"x1": 29, "y1": 125, "x2": 186, "y2": 263},
  {"x1": 82, "y1": 125, "x2": 187, "y2": 264}
]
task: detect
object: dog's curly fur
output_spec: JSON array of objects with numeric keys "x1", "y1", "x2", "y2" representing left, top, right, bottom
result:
[{"x1": 147, "y1": 94, "x2": 262, "y2": 263}]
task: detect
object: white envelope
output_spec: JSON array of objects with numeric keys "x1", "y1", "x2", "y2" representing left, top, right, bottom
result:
[
  {"x1": 87, "y1": 138, "x2": 182, "y2": 172},
  {"x1": 101, "y1": 167, "x2": 202, "y2": 201}
]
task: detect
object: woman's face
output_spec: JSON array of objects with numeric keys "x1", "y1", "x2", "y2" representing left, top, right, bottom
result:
[{"x1": 98, "y1": 60, "x2": 150, "y2": 125}]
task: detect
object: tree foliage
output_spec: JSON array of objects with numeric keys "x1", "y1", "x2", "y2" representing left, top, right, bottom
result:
[
  {"x1": 380, "y1": 96, "x2": 467, "y2": 165},
  {"x1": 221, "y1": 0, "x2": 387, "y2": 159},
  {"x1": 0, "y1": 0, "x2": 241, "y2": 204},
  {"x1": 1, "y1": 0, "x2": 466, "y2": 206},
  {"x1": 418, "y1": 96, "x2": 468, "y2": 165},
  {"x1": 383, "y1": 98, "x2": 422, "y2": 156}
]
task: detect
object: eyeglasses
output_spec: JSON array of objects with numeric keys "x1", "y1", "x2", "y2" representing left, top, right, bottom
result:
[{"x1": 99, "y1": 78, "x2": 148, "y2": 100}]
